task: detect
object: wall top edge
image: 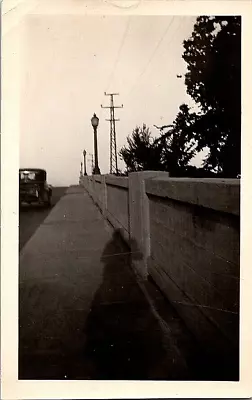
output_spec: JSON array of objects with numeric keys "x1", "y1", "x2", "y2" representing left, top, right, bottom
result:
[
  {"x1": 105, "y1": 175, "x2": 129, "y2": 188},
  {"x1": 145, "y1": 177, "x2": 240, "y2": 216},
  {"x1": 151, "y1": 177, "x2": 240, "y2": 184}
]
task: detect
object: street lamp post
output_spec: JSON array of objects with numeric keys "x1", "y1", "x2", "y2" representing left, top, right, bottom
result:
[
  {"x1": 83, "y1": 150, "x2": 87, "y2": 176},
  {"x1": 91, "y1": 113, "x2": 101, "y2": 175}
]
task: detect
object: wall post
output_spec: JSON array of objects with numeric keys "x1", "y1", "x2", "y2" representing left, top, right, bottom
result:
[{"x1": 128, "y1": 171, "x2": 169, "y2": 279}]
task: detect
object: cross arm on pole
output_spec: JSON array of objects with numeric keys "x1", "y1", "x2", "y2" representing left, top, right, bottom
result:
[
  {"x1": 104, "y1": 92, "x2": 119, "y2": 96},
  {"x1": 101, "y1": 91, "x2": 123, "y2": 175},
  {"x1": 101, "y1": 105, "x2": 123, "y2": 109}
]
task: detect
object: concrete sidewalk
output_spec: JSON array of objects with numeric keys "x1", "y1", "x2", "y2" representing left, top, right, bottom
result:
[{"x1": 19, "y1": 186, "x2": 203, "y2": 380}]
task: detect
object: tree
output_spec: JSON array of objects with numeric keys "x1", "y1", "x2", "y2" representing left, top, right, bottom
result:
[
  {"x1": 182, "y1": 16, "x2": 241, "y2": 177},
  {"x1": 120, "y1": 106, "x2": 199, "y2": 176},
  {"x1": 120, "y1": 105, "x2": 200, "y2": 175},
  {"x1": 120, "y1": 16, "x2": 241, "y2": 177},
  {"x1": 119, "y1": 124, "x2": 163, "y2": 173},
  {"x1": 154, "y1": 104, "x2": 198, "y2": 175}
]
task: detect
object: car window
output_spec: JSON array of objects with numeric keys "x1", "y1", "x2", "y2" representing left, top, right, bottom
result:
[{"x1": 20, "y1": 172, "x2": 36, "y2": 180}]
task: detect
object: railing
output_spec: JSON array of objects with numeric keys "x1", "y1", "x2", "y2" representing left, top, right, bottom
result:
[{"x1": 80, "y1": 172, "x2": 240, "y2": 374}]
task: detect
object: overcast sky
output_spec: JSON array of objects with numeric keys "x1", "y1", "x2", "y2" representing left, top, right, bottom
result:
[{"x1": 6, "y1": 3, "x2": 202, "y2": 185}]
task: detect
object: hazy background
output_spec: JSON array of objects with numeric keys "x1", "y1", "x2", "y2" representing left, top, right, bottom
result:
[{"x1": 18, "y1": 13, "x2": 202, "y2": 185}]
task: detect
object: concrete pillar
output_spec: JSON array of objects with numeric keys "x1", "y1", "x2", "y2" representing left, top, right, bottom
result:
[{"x1": 128, "y1": 171, "x2": 169, "y2": 279}]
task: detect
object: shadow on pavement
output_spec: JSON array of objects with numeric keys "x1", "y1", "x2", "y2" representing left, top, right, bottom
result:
[{"x1": 81, "y1": 229, "x2": 188, "y2": 380}]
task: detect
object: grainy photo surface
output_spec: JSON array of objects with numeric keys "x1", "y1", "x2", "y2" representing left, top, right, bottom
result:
[{"x1": 17, "y1": 10, "x2": 240, "y2": 381}]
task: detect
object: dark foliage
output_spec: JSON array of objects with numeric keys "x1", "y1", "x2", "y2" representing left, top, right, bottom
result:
[
  {"x1": 119, "y1": 125, "x2": 163, "y2": 173},
  {"x1": 182, "y1": 16, "x2": 241, "y2": 176},
  {"x1": 120, "y1": 16, "x2": 241, "y2": 178},
  {"x1": 153, "y1": 104, "x2": 198, "y2": 176}
]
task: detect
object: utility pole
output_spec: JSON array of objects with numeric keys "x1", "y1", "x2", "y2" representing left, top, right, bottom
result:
[{"x1": 101, "y1": 92, "x2": 123, "y2": 175}]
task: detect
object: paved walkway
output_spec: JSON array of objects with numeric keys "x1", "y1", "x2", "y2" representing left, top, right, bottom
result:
[{"x1": 19, "y1": 186, "x2": 203, "y2": 380}]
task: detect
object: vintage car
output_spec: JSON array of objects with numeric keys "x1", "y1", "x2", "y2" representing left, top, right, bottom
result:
[{"x1": 19, "y1": 168, "x2": 52, "y2": 207}]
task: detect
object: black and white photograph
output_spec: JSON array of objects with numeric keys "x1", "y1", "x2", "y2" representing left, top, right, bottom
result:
[{"x1": 1, "y1": 0, "x2": 251, "y2": 398}]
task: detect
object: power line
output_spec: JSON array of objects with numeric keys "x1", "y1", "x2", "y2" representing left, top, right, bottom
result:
[
  {"x1": 105, "y1": 16, "x2": 131, "y2": 93},
  {"x1": 126, "y1": 17, "x2": 175, "y2": 98},
  {"x1": 101, "y1": 92, "x2": 123, "y2": 174},
  {"x1": 157, "y1": 17, "x2": 188, "y2": 82},
  {"x1": 97, "y1": 18, "x2": 130, "y2": 122},
  {"x1": 125, "y1": 17, "x2": 187, "y2": 100},
  {"x1": 2, "y1": 4, "x2": 19, "y2": 16},
  {"x1": 139, "y1": 17, "x2": 175, "y2": 77}
]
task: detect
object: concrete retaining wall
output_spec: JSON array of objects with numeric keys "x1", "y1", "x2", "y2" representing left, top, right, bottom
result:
[
  {"x1": 80, "y1": 173, "x2": 240, "y2": 369},
  {"x1": 145, "y1": 177, "x2": 240, "y2": 371},
  {"x1": 105, "y1": 176, "x2": 129, "y2": 243}
]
